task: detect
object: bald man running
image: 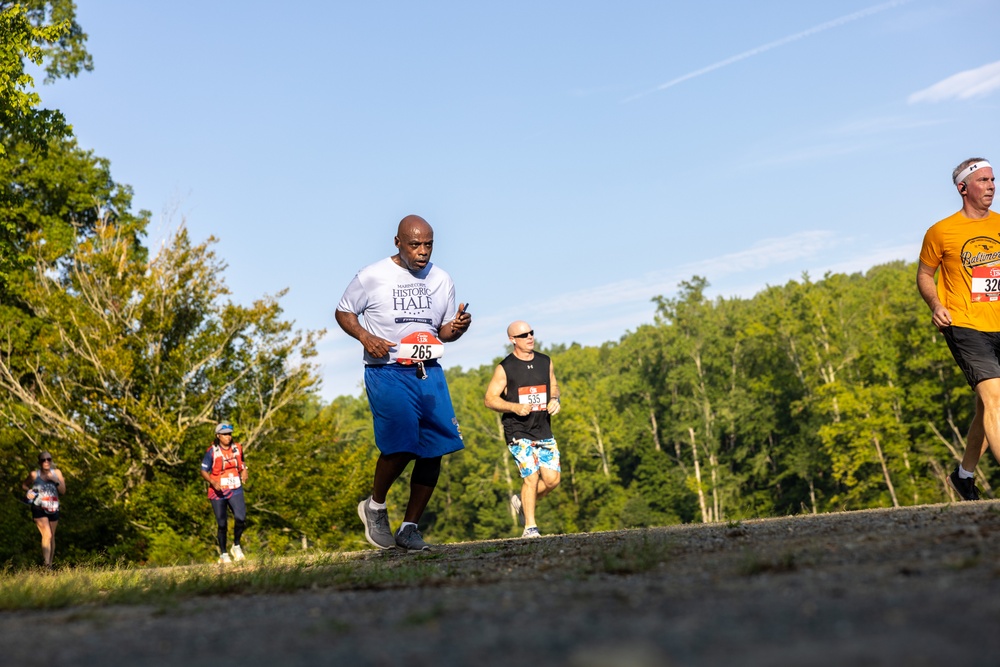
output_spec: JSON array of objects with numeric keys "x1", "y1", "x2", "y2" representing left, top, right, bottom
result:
[
  {"x1": 484, "y1": 321, "x2": 561, "y2": 538},
  {"x1": 337, "y1": 215, "x2": 472, "y2": 550}
]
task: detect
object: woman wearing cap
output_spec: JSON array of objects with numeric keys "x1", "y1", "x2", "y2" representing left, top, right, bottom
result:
[
  {"x1": 22, "y1": 451, "x2": 66, "y2": 569},
  {"x1": 200, "y1": 423, "x2": 249, "y2": 563}
]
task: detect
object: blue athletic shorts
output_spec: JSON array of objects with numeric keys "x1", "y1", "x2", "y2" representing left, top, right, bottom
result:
[
  {"x1": 364, "y1": 361, "x2": 464, "y2": 457},
  {"x1": 508, "y1": 437, "x2": 560, "y2": 478}
]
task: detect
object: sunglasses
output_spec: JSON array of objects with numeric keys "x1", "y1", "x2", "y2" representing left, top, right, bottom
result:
[
  {"x1": 512, "y1": 330, "x2": 534, "y2": 339},
  {"x1": 39, "y1": 457, "x2": 52, "y2": 462}
]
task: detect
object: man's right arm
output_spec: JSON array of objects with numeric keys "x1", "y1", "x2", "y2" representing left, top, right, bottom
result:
[
  {"x1": 484, "y1": 365, "x2": 532, "y2": 416},
  {"x1": 916, "y1": 261, "x2": 952, "y2": 329},
  {"x1": 335, "y1": 309, "x2": 396, "y2": 360}
]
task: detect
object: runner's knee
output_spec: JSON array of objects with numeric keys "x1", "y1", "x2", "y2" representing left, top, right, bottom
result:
[{"x1": 411, "y1": 456, "x2": 442, "y2": 487}]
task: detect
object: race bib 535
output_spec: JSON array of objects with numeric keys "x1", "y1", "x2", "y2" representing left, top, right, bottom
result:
[{"x1": 518, "y1": 385, "x2": 548, "y2": 411}]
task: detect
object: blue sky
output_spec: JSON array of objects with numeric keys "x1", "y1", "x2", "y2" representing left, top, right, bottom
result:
[{"x1": 31, "y1": 0, "x2": 1000, "y2": 399}]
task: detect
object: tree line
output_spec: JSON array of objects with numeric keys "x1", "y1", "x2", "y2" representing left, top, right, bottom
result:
[{"x1": 0, "y1": 2, "x2": 983, "y2": 566}]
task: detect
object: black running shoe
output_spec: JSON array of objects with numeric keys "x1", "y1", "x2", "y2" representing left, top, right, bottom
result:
[{"x1": 949, "y1": 467, "x2": 981, "y2": 501}]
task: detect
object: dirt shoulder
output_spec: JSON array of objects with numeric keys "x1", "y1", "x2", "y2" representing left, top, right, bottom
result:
[{"x1": 3, "y1": 500, "x2": 1000, "y2": 666}]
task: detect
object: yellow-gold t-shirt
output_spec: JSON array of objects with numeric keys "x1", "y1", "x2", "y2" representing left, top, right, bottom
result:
[{"x1": 919, "y1": 209, "x2": 1000, "y2": 331}]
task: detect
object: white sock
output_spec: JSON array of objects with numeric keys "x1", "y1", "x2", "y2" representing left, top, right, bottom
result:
[
  {"x1": 368, "y1": 498, "x2": 387, "y2": 510},
  {"x1": 399, "y1": 521, "x2": 418, "y2": 531},
  {"x1": 958, "y1": 466, "x2": 975, "y2": 480}
]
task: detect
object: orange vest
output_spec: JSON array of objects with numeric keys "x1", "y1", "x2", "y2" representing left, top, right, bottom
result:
[{"x1": 209, "y1": 444, "x2": 245, "y2": 491}]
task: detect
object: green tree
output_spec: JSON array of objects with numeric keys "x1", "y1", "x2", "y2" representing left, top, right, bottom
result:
[
  {"x1": 1, "y1": 1, "x2": 92, "y2": 289},
  {"x1": 551, "y1": 343, "x2": 632, "y2": 531},
  {"x1": 248, "y1": 393, "x2": 374, "y2": 554},
  {"x1": 0, "y1": 212, "x2": 322, "y2": 561}
]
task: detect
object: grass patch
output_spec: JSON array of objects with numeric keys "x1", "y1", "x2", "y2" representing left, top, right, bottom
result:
[
  {"x1": 0, "y1": 551, "x2": 448, "y2": 611},
  {"x1": 401, "y1": 601, "x2": 447, "y2": 626},
  {"x1": 472, "y1": 545, "x2": 501, "y2": 555},
  {"x1": 945, "y1": 553, "x2": 981, "y2": 571},
  {"x1": 725, "y1": 519, "x2": 749, "y2": 537},
  {"x1": 738, "y1": 550, "x2": 797, "y2": 576},
  {"x1": 585, "y1": 531, "x2": 672, "y2": 575}
]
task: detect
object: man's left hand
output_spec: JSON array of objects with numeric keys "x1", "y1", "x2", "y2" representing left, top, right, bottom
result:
[
  {"x1": 452, "y1": 303, "x2": 472, "y2": 333},
  {"x1": 442, "y1": 303, "x2": 472, "y2": 340}
]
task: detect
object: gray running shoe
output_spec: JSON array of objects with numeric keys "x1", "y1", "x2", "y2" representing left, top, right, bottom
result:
[
  {"x1": 510, "y1": 493, "x2": 525, "y2": 526},
  {"x1": 395, "y1": 524, "x2": 431, "y2": 552},
  {"x1": 949, "y1": 467, "x2": 981, "y2": 501},
  {"x1": 358, "y1": 497, "x2": 395, "y2": 549},
  {"x1": 522, "y1": 526, "x2": 541, "y2": 538}
]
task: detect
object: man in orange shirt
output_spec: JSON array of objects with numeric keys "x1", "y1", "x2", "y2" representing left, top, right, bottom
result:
[{"x1": 917, "y1": 157, "x2": 1000, "y2": 500}]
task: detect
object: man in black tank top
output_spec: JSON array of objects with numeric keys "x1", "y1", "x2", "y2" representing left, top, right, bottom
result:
[{"x1": 484, "y1": 321, "x2": 561, "y2": 538}]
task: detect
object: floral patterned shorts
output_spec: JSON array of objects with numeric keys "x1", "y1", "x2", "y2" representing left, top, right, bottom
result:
[{"x1": 508, "y1": 437, "x2": 560, "y2": 478}]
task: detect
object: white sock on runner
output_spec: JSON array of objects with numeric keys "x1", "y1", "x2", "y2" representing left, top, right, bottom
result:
[
  {"x1": 959, "y1": 466, "x2": 975, "y2": 479},
  {"x1": 369, "y1": 498, "x2": 387, "y2": 510}
]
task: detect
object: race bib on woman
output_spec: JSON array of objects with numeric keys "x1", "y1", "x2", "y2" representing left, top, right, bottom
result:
[
  {"x1": 395, "y1": 332, "x2": 444, "y2": 365},
  {"x1": 220, "y1": 474, "x2": 241, "y2": 489}
]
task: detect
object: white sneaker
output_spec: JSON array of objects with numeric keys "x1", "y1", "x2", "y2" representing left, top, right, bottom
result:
[
  {"x1": 510, "y1": 494, "x2": 525, "y2": 527},
  {"x1": 219, "y1": 552, "x2": 232, "y2": 564},
  {"x1": 230, "y1": 545, "x2": 245, "y2": 562}
]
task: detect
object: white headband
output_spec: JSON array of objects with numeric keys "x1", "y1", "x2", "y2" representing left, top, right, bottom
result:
[{"x1": 956, "y1": 160, "x2": 992, "y2": 185}]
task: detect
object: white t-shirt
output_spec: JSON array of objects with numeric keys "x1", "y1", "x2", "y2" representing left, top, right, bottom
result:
[{"x1": 337, "y1": 257, "x2": 458, "y2": 365}]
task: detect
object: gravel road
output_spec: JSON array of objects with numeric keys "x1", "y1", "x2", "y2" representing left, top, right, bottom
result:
[{"x1": 3, "y1": 500, "x2": 999, "y2": 666}]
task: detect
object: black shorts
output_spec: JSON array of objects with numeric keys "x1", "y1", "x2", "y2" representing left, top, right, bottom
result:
[
  {"x1": 30, "y1": 506, "x2": 59, "y2": 522},
  {"x1": 942, "y1": 325, "x2": 1000, "y2": 388}
]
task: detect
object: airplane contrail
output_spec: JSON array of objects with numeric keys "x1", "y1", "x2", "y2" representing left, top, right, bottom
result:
[{"x1": 623, "y1": 0, "x2": 914, "y2": 103}]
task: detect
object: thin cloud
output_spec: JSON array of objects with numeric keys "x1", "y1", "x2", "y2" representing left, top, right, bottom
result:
[
  {"x1": 833, "y1": 115, "x2": 947, "y2": 135},
  {"x1": 740, "y1": 143, "x2": 866, "y2": 169},
  {"x1": 738, "y1": 115, "x2": 945, "y2": 171},
  {"x1": 811, "y1": 242, "x2": 918, "y2": 278},
  {"x1": 317, "y1": 232, "x2": 906, "y2": 399},
  {"x1": 624, "y1": 0, "x2": 913, "y2": 103},
  {"x1": 908, "y1": 60, "x2": 1000, "y2": 104},
  {"x1": 525, "y1": 231, "x2": 840, "y2": 318}
]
